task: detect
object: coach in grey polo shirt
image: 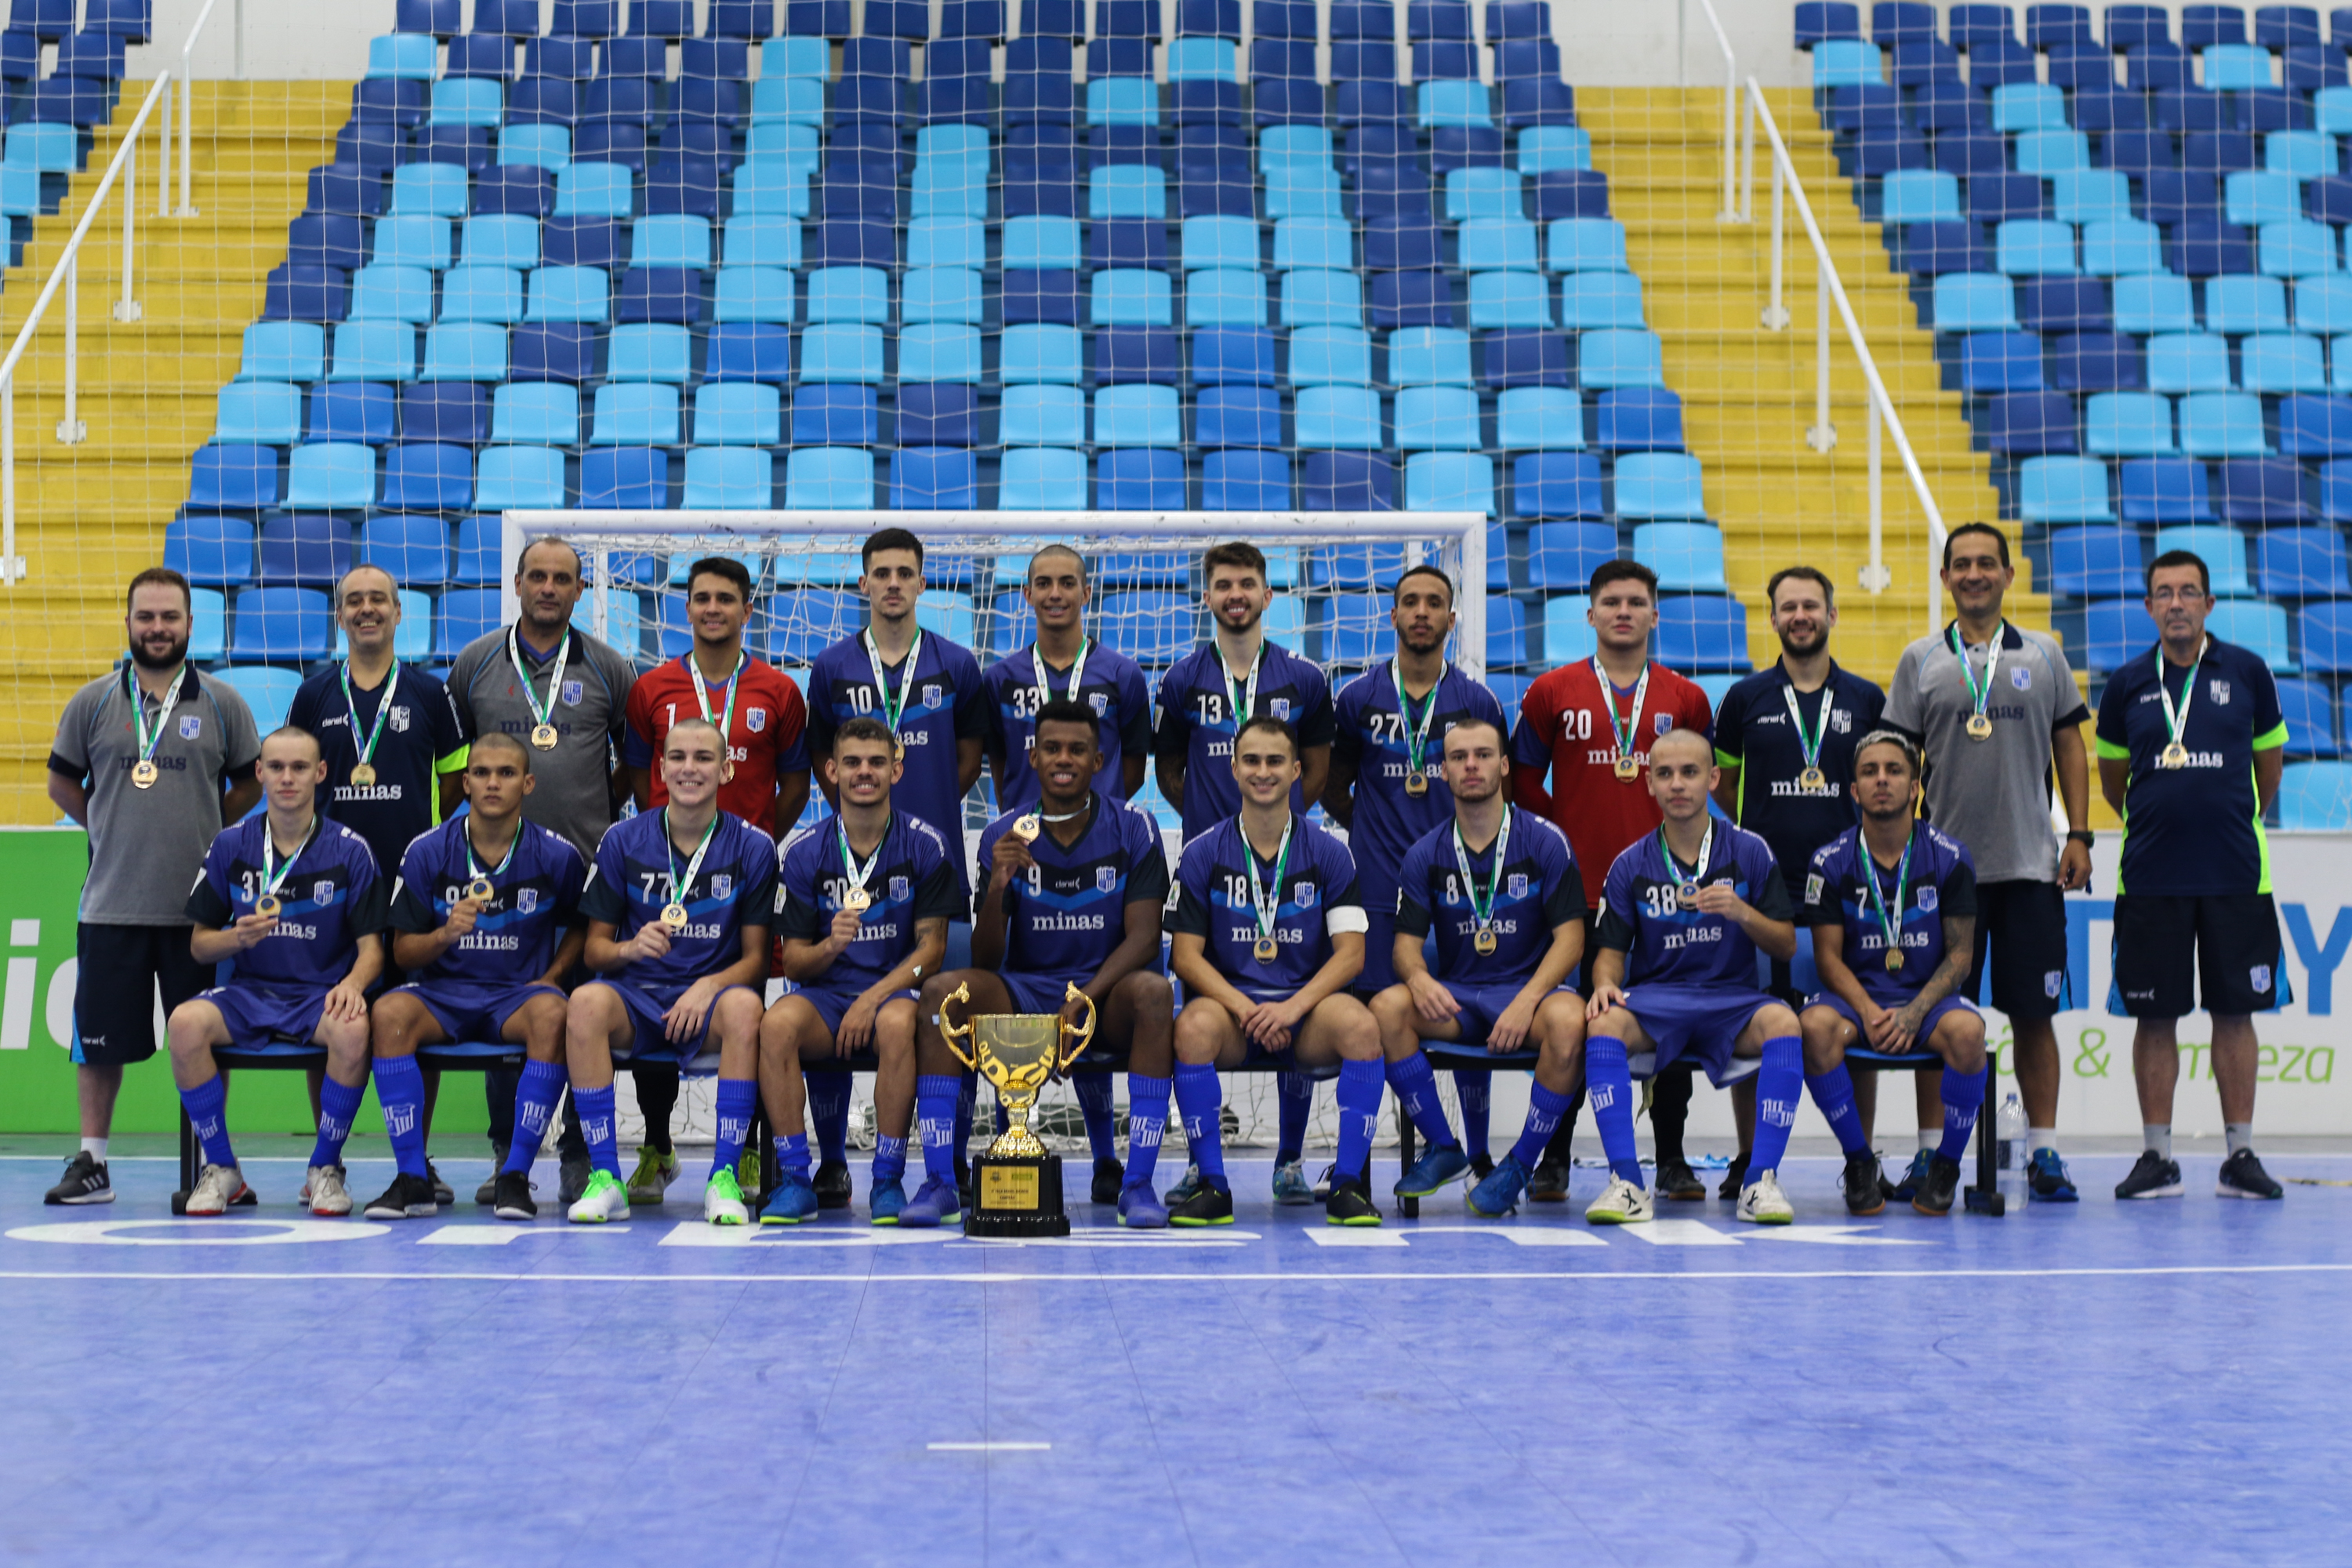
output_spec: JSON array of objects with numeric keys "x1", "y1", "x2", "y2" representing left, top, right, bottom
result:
[
  {"x1": 42, "y1": 568, "x2": 263, "y2": 1205},
  {"x1": 1886, "y1": 522, "x2": 2094, "y2": 1204}
]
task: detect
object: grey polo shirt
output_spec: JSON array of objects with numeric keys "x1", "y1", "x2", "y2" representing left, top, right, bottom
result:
[
  {"x1": 1885, "y1": 620, "x2": 2089, "y2": 885},
  {"x1": 445, "y1": 622, "x2": 637, "y2": 860},
  {"x1": 48, "y1": 662, "x2": 261, "y2": 926}
]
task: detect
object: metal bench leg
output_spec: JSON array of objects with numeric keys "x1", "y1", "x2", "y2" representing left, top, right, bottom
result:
[
  {"x1": 1397, "y1": 1092, "x2": 1419, "y2": 1220},
  {"x1": 172, "y1": 1104, "x2": 197, "y2": 1214},
  {"x1": 755, "y1": 1098, "x2": 777, "y2": 1203},
  {"x1": 1964, "y1": 1044, "x2": 2006, "y2": 1217}
]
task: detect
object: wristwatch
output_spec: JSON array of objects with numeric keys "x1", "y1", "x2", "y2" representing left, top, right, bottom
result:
[{"x1": 2065, "y1": 829, "x2": 2094, "y2": 845}]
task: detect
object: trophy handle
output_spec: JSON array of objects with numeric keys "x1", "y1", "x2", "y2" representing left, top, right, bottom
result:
[
  {"x1": 936, "y1": 982, "x2": 980, "y2": 1073},
  {"x1": 1055, "y1": 982, "x2": 1099, "y2": 1073}
]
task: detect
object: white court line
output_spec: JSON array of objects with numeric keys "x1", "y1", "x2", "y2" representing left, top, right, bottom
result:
[
  {"x1": 3, "y1": 1262, "x2": 2350, "y2": 1283},
  {"x1": 927, "y1": 1442, "x2": 1051, "y2": 1452}
]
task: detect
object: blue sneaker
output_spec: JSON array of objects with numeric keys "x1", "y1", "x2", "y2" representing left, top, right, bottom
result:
[
  {"x1": 1271, "y1": 1159, "x2": 1312, "y2": 1206},
  {"x1": 897, "y1": 1175, "x2": 963, "y2": 1229},
  {"x1": 1393, "y1": 1142, "x2": 1473, "y2": 1199},
  {"x1": 1889, "y1": 1148, "x2": 1934, "y2": 1203},
  {"x1": 2027, "y1": 1146, "x2": 2079, "y2": 1203},
  {"x1": 1467, "y1": 1152, "x2": 1530, "y2": 1218},
  {"x1": 868, "y1": 1175, "x2": 908, "y2": 1225},
  {"x1": 1117, "y1": 1183, "x2": 1171, "y2": 1229},
  {"x1": 758, "y1": 1171, "x2": 818, "y2": 1225}
]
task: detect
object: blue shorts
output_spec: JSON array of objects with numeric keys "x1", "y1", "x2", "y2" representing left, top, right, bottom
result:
[
  {"x1": 1620, "y1": 984, "x2": 1787, "y2": 1087},
  {"x1": 797, "y1": 982, "x2": 919, "y2": 1038},
  {"x1": 1001, "y1": 971, "x2": 1086, "y2": 1016},
  {"x1": 596, "y1": 978, "x2": 760, "y2": 1062},
  {"x1": 393, "y1": 979, "x2": 564, "y2": 1044},
  {"x1": 1803, "y1": 991, "x2": 1980, "y2": 1055},
  {"x1": 1359, "y1": 904, "x2": 1399, "y2": 995},
  {"x1": 197, "y1": 982, "x2": 330, "y2": 1052},
  {"x1": 1436, "y1": 979, "x2": 1577, "y2": 1048}
]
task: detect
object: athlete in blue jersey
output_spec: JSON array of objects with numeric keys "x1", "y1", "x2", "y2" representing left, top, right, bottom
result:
[
  {"x1": 762, "y1": 718, "x2": 958, "y2": 1224},
  {"x1": 167, "y1": 728, "x2": 389, "y2": 1217},
  {"x1": 1797, "y1": 731, "x2": 1988, "y2": 1218},
  {"x1": 566, "y1": 720, "x2": 777, "y2": 1225},
  {"x1": 1352, "y1": 718, "x2": 1592, "y2": 1214},
  {"x1": 1152, "y1": 541, "x2": 1336, "y2": 1207},
  {"x1": 1582, "y1": 728, "x2": 1803, "y2": 1227},
  {"x1": 1327, "y1": 564, "x2": 1511, "y2": 1177},
  {"x1": 914, "y1": 699, "x2": 1177, "y2": 1227},
  {"x1": 982, "y1": 545, "x2": 1152, "y2": 814},
  {"x1": 358, "y1": 732, "x2": 589, "y2": 1221},
  {"x1": 1166, "y1": 716, "x2": 1385, "y2": 1226}
]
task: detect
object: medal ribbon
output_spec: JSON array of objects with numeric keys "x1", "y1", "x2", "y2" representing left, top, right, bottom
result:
[
  {"x1": 1592, "y1": 658, "x2": 1651, "y2": 766},
  {"x1": 1780, "y1": 684, "x2": 1828, "y2": 777},
  {"x1": 1657, "y1": 820, "x2": 1715, "y2": 895},
  {"x1": 1243, "y1": 819, "x2": 1294, "y2": 952},
  {"x1": 1949, "y1": 621, "x2": 2005, "y2": 727},
  {"x1": 1033, "y1": 637, "x2": 1090, "y2": 712},
  {"x1": 1861, "y1": 829, "x2": 1915, "y2": 965},
  {"x1": 1450, "y1": 811, "x2": 1512, "y2": 944},
  {"x1": 506, "y1": 626, "x2": 572, "y2": 732},
  {"x1": 688, "y1": 648, "x2": 746, "y2": 739},
  {"x1": 662, "y1": 808, "x2": 720, "y2": 913},
  {"x1": 258, "y1": 815, "x2": 318, "y2": 911},
  {"x1": 123, "y1": 662, "x2": 182, "y2": 772},
  {"x1": 837, "y1": 815, "x2": 889, "y2": 906},
  {"x1": 463, "y1": 819, "x2": 524, "y2": 885},
  {"x1": 2154, "y1": 635, "x2": 2208, "y2": 757},
  {"x1": 1224, "y1": 641, "x2": 1264, "y2": 731},
  {"x1": 863, "y1": 629, "x2": 925, "y2": 735},
  {"x1": 1391, "y1": 657, "x2": 1443, "y2": 777},
  {"x1": 339, "y1": 659, "x2": 400, "y2": 771}
]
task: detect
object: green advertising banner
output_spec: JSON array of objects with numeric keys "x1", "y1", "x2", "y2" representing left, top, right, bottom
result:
[{"x1": 0, "y1": 826, "x2": 486, "y2": 1137}]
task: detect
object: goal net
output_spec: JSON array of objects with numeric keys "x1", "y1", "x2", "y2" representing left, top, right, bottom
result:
[{"x1": 508, "y1": 508, "x2": 1483, "y2": 1154}]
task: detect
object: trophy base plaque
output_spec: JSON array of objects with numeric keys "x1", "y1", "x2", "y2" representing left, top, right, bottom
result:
[{"x1": 964, "y1": 1151, "x2": 1070, "y2": 1238}]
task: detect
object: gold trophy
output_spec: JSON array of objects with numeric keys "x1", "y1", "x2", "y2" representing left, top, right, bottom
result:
[{"x1": 937, "y1": 979, "x2": 1098, "y2": 1237}]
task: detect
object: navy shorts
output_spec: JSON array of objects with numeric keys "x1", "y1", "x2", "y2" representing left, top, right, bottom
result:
[
  {"x1": 1359, "y1": 903, "x2": 1401, "y2": 995},
  {"x1": 1620, "y1": 984, "x2": 1787, "y2": 1087},
  {"x1": 1437, "y1": 979, "x2": 1577, "y2": 1047},
  {"x1": 392, "y1": 979, "x2": 564, "y2": 1044},
  {"x1": 797, "y1": 982, "x2": 919, "y2": 1038},
  {"x1": 1002, "y1": 971, "x2": 1085, "y2": 1016},
  {"x1": 597, "y1": 978, "x2": 760, "y2": 1062},
  {"x1": 196, "y1": 982, "x2": 332, "y2": 1052},
  {"x1": 1802, "y1": 990, "x2": 1980, "y2": 1054}
]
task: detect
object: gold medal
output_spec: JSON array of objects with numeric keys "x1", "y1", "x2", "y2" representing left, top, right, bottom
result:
[
  {"x1": 660, "y1": 902, "x2": 691, "y2": 931},
  {"x1": 843, "y1": 886, "x2": 873, "y2": 913},
  {"x1": 1799, "y1": 766, "x2": 1826, "y2": 791},
  {"x1": 532, "y1": 722, "x2": 559, "y2": 750},
  {"x1": 1613, "y1": 754, "x2": 1640, "y2": 782},
  {"x1": 255, "y1": 894, "x2": 281, "y2": 921},
  {"x1": 1473, "y1": 928, "x2": 1497, "y2": 956},
  {"x1": 131, "y1": 759, "x2": 158, "y2": 789},
  {"x1": 350, "y1": 762, "x2": 377, "y2": 788},
  {"x1": 1012, "y1": 815, "x2": 1041, "y2": 842},
  {"x1": 1252, "y1": 935, "x2": 1279, "y2": 964},
  {"x1": 1965, "y1": 713, "x2": 1994, "y2": 741},
  {"x1": 1403, "y1": 770, "x2": 1429, "y2": 797},
  {"x1": 465, "y1": 876, "x2": 495, "y2": 905},
  {"x1": 2160, "y1": 741, "x2": 2189, "y2": 769},
  {"x1": 1675, "y1": 880, "x2": 1700, "y2": 910},
  {"x1": 1886, "y1": 949, "x2": 1904, "y2": 972}
]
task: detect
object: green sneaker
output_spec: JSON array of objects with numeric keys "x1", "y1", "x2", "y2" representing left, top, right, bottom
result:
[
  {"x1": 703, "y1": 1166, "x2": 750, "y2": 1225},
  {"x1": 624, "y1": 1145, "x2": 679, "y2": 1207},
  {"x1": 568, "y1": 1168, "x2": 630, "y2": 1224},
  {"x1": 735, "y1": 1146, "x2": 761, "y2": 1203}
]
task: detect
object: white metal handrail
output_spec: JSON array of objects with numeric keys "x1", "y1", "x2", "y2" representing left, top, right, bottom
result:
[
  {"x1": 1738, "y1": 75, "x2": 1948, "y2": 612},
  {"x1": 1691, "y1": 0, "x2": 1740, "y2": 223},
  {"x1": 157, "y1": 0, "x2": 230, "y2": 220}
]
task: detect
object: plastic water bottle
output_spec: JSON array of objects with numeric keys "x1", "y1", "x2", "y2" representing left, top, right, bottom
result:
[{"x1": 1995, "y1": 1092, "x2": 2027, "y2": 1171}]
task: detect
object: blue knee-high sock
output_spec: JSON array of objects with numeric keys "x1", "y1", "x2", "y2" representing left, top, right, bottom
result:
[
  {"x1": 1275, "y1": 1069, "x2": 1312, "y2": 1163},
  {"x1": 1171, "y1": 1063, "x2": 1227, "y2": 1190},
  {"x1": 872, "y1": 1134, "x2": 906, "y2": 1185},
  {"x1": 778, "y1": 1131, "x2": 811, "y2": 1181},
  {"x1": 954, "y1": 1074, "x2": 978, "y2": 1164},
  {"x1": 1939, "y1": 1063, "x2": 1989, "y2": 1163},
  {"x1": 1075, "y1": 1074, "x2": 1117, "y2": 1164},
  {"x1": 181, "y1": 1074, "x2": 235, "y2": 1169},
  {"x1": 710, "y1": 1077, "x2": 756, "y2": 1179},
  {"x1": 375, "y1": 1055, "x2": 429, "y2": 1178},
  {"x1": 1510, "y1": 1082, "x2": 1576, "y2": 1171},
  {"x1": 1454, "y1": 1069, "x2": 1492, "y2": 1159},
  {"x1": 807, "y1": 1069, "x2": 850, "y2": 1166},
  {"x1": 1385, "y1": 1050, "x2": 1458, "y2": 1150},
  {"x1": 309, "y1": 1074, "x2": 367, "y2": 1170},
  {"x1": 1806, "y1": 1063, "x2": 1870, "y2": 1156},
  {"x1": 1334, "y1": 1058, "x2": 1385, "y2": 1181},
  {"x1": 916, "y1": 1075, "x2": 962, "y2": 1187},
  {"x1": 502, "y1": 1060, "x2": 566, "y2": 1175},
  {"x1": 1586, "y1": 1036, "x2": 1642, "y2": 1185},
  {"x1": 1123, "y1": 1074, "x2": 1171, "y2": 1191},
  {"x1": 574, "y1": 1084, "x2": 620, "y2": 1177},
  {"x1": 1748, "y1": 1036, "x2": 1804, "y2": 1178}
]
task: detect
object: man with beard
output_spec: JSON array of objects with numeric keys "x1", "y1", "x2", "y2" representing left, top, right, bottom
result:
[
  {"x1": 1708, "y1": 565, "x2": 1886, "y2": 1197},
  {"x1": 43, "y1": 568, "x2": 262, "y2": 1205}
]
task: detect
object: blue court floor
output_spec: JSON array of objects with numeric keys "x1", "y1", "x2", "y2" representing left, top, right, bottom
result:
[{"x1": 4, "y1": 1139, "x2": 2349, "y2": 1567}]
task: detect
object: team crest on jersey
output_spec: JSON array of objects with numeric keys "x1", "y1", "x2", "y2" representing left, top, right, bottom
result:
[
  {"x1": 1508, "y1": 873, "x2": 1529, "y2": 899},
  {"x1": 890, "y1": 875, "x2": 909, "y2": 901},
  {"x1": 517, "y1": 887, "x2": 539, "y2": 913},
  {"x1": 713, "y1": 874, "x2": 733, "y2": 900},
  {"x1": 1831, "y1": 708, "x2": 1852, "y2": 734},
  {"x1": 1295, "y1": 881, "x2": 1316, "y2": 908},
  {"x1": 2044, "y1": 969, "x2": 2063, "y2": 998},
  {"x1": 311, "y1": 880, "x2": 334, "y2": 906},
  {"x1": 1654, "y1": 713, "x2": 1672, "y2": 734},
  {"x1": 1918, "y1": 887, "x2": 1938, "y2": 913},
  {"x1": 178, "y1": 714, "x2": 202, "y2": 738},
  {"x1": 922, "y1": 684, "x2": 943, "y2": 710},
  {"x1": 1090, "y1": 691, "x2": 1109, "y2": 715},
  {"x1": 1097, "y1": 866, "x2": 1119, "y2": 893},
  {"x1": 2252, "y1": 964, "x2": 2272, "y2": 993},
  {"x1": 561, "y1": 680, "x2": 584, "y2": 705},
  {"x1": 2011, "y1": 667, "x2": 2032, "y2": 691},
  {"x1": 389, "y1": 705, "x2": 411, "y2": 732},
  {"x1": 1270, "y1": 698, "x2": 1291, "y2": 720},
  {"x1": 747, "y1": 707, "x2": 768, "y2": 732},
  {"x1": 2210, "y1": 679, "x2": 2232, "y2": 706}
]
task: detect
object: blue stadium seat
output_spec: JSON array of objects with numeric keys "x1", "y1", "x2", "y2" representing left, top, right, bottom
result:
[
  {"x1": 2180, "y1": 391, "x2": 2270, "y2": 456},
  {"x1": 1000, "y1": 446, "x2": 1090, "y2": 508},
  {"x1": 1301, "y1": 452, "x2": 1399, "y2": 510},
  {"x1": 2276, "y1": 680, "x2": 2340, "y2": 758},
  {"x1": 2154, "y1": 522, "x2": 2252, "y2": 594},
  {"x1": 1540, "y1": 593, "x2": 1598, "y2": 664},
  {"x1": 1403, "y1": 452, "x2": 1495, "y2": 515},
  {"x1": 232, "y1": 586, "x2": 335, "y2": 662},
  {"x1": 1614, "y1": 452, "x2": 1706, "y2": 519},
  {"x1": 1497, "y1": 387, "x2": 1582, "y2": 450},
  {"x1": 475, "y1": 446, "x2": 568, "y2": 509},
  {"x1": 1202, "y1": 449, "x2": 1291, "y2": 508},
  {"x1": 2021, "y1": 455, "x2": 2115, "y2": 521},
  {"x1": 579, "y1": 446, "x2": 670, "y2": 509},
  {"x1": 791, "y1": 386, "x2": 877, "y2": 445},
  {"x1": 379, "y1": 443, "x2": 474, "y2": 510},
  {"x1": 361, "y1": 514, "x2": 451, "y2": 583},
  {"x1": 215, "y1": 383, "x2": 302, "y2": 445},
  {"x1": 2087, "y1": 391, "x2": 2176, "y2": 455},
  {"x1": 1634, "y1": 522, "x2": 1729, "y2": 592},
  {"x1": 681, "y1": 447, "x2": 773, "y2": 510},
  {"x1": 2118, "y1": 457, "x2": 2215, "y2": 522},
  {"x1": 2147, "y1": 332, "x2": 2235, "y2": 393},
  {"x1": 284, "y1": 443, "x2": 377, "y2": 508},
  {"x1": 2046, "y1": 524, "x2": 2143, "y2": 595},
  {"x1": 254, "y1": 515, "x2": 352, "y2": 588},
  {"x1": 167, "y1": 514, "x2": 255, "y2": 586},
  {"x1": 2213, "y1": 456, "x2": 2310, "y2": 522}
]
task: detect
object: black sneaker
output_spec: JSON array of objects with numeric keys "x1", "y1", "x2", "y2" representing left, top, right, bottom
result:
[
  {"x1": 363, "y1": 1171, "x2": 440, "y2": 1221},
  {"x1": 1324, "y1": 1172, "x2": 1381, "y2": 1226},
  {"x1": 493, "y1": 1168, "x2": 537, "y2": 1221},
  {"x1": 44, "y1": 1151, "x2": 113, "y2": 1205},
  {"x1": 1468, "y1": 1151, "x2": 1496, "y2": 1180},
  {"x1": 558, "y1": 1150, "x2": 593, "y2": 1207},
  {"x1": 2216, "y1": 1148, "x2": 2284, "y2": 1200},
  {"x1": 1718, "y1": 1152, "x2": 1749, "y2": 1201},
  {"x1": 813, "y1": 1160, "x2": 854, "y2": 1210},
  {"x1": 1841, "y1": 1149, "x2": 1886, "y2": 1216},
  {"x1": 955, "y1": 1159, "x2": 975, "y2": 1214},
  {"x1": 1527, "y1": 1158, "x2": 1570, "y2": 1203},
  {"x1": 1091, "y1": 1156, "x2": 1123, "y2": 1204},
  {"x1": 474, "y1": 1142, "x2": 509, "y2": 1205},
  {"x1": 1656, "y1": 1156, "x2": 1705, "y2": 1202},
  {"x1": 2115, "y1": 1149, "x2": 2185, "y2": 1200},
  {"x1": 427, "y1": 1163, "x2": 455, "y2": 1207},
  {"x1": 1311, "y1": 1163, "x2": 1338, "y2": 1202},
  {"x1": 1168, "y1": 1183, "x2": 1235, "y2": 1226},
  {"x1": 1911, "y1": 1154, "x2": 1962, "y2": 1216}
]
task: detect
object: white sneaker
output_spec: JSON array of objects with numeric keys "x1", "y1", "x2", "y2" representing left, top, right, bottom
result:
[
  {"x1": 566, "y1": 1168, "x2": 631, "y2": 1225},
  {"x1": 1737, "y1": 1170, "x2": 1795, "y2": 1225},
  {"x1": 186, "y1": 1163, "x2": 249, "y2": 1217},
  {"x1": 702, "y1": 1169, "x2": 750, "y2": 1226},
  {"x1": 1584, "y1": 1175, "x2": 1654, "y2": 1225},
  {"x1": 307, "y1": 1164, "x2": 351, "y2": 1217}
]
